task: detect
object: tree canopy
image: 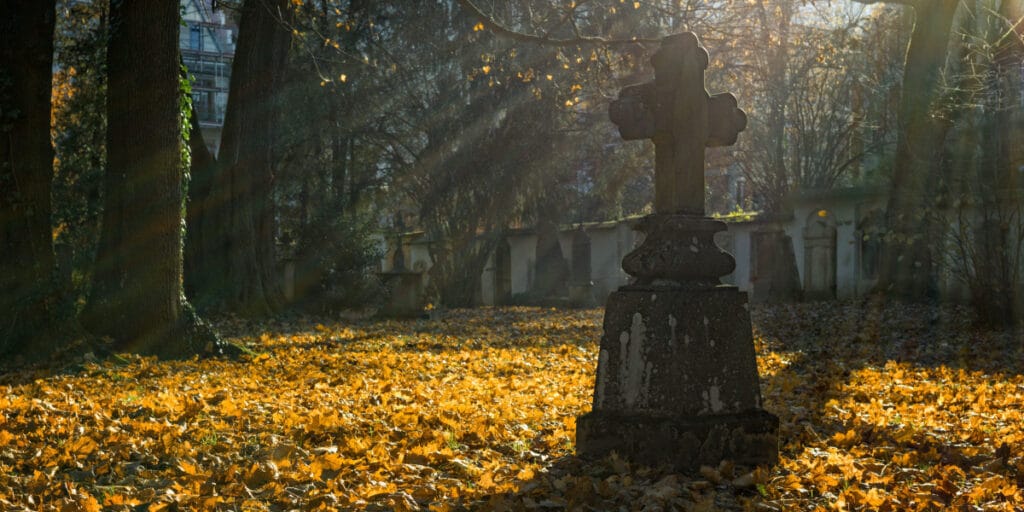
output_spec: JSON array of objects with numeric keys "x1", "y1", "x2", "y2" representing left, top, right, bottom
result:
[{"x1": 3, "y1": 0, "x2": 1024, "y2": 359}]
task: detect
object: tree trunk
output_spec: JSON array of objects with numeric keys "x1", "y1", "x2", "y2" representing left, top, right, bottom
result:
[
  {"x1": 0, "y1": 0, "x2": 59, "y2": 358},
  {"x1": 877, "y1": 0, "x2": 961, "y2": 299},
  {"x1": 762, "y1": 0, "x2": 792, "y2": 214},
  {"x1": 85, "y1": 0, "x2": 218, "y2": 357},
  {"x1": 184, "y1": 105, "x2": 219, "y2": 306},
  {"x1": 329, "y1": 95, "x2": 349, "y2": 210},
  {"x1": 190, "y1": 0, "x2": 292, "y2": 315}
]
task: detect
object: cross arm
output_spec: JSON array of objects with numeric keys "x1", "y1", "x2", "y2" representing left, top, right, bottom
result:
[
  {"x1": 707, "y1": 93, "x2": 747, "y2": 147},
  {"x1": 609, "y1": 82, "x2": 657, "y2": 140}
]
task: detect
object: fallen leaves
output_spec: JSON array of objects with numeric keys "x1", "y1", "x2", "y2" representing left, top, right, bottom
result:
[
  {"x1": 754, "y1": 301, "x2": 1024, "y2": 511},
  {"x1": 0, "y1": 303, "x2": 1022, "y2": 510}
]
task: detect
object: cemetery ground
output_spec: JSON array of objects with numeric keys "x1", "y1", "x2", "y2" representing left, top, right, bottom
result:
[{"x1": 2, "y1": 303, "x2": 1024, "y2": 511}]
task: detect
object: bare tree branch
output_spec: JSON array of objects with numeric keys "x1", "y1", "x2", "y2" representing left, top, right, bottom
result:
[
  {"x1": 454, "y1": 0, "x2": 660, "y2": 47},
  {"x1": 850, "y1": 0, "x2": 918, "y2": 6}
]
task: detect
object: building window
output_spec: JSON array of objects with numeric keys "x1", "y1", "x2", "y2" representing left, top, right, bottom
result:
[
  {"x1": 190, "y1": 26, "x2": 202, "y2": 50},
  {"x1": 192, "y1": 91, "x2": 211, "y2": 121}
]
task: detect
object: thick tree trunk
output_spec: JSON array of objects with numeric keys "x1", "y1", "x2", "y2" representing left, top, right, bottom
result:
[
  {"x1": 877, "y1": 0, "x2": 961, "y2": 299},
  {"x1": 85, "y1": 0, "x2": 217, "y2": 357},
  {"x1": 0, "y1": 1, "x2": 59, "y2": 358},
  {"x1": 184, "y1": 105, "x2": 220, "y2": 307},
  {"x1": 760, "y1": 0, "x2": 792, "y2": 214},
  {"x1": 190, "y1": 0, "x2": 292, "y2": 315}
]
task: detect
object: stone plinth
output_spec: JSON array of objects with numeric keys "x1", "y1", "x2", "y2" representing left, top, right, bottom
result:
[
  {"x1": 576, "y1": 215, "x2": 778, "y2": 471},
  {"x1": 590, "y1": 286, "x2": 762, "y2": 415},
  {"x1": 577, "y1": 409, "x2": 778, "y2": 469},
  {"x1": 576, "y1": 284, "x2": 778, "y2": 470}
]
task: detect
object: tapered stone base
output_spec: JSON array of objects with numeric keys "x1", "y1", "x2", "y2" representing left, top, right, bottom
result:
[
  {"x1": 576, "y1": 409, "x2": 778, "y2": 470},
  {"x1": 576, "y1": 285, "x2": 779, "y2": 470}
]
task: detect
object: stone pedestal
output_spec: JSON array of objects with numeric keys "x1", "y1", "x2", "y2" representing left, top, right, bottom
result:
[
  {"x1": 582, "y1": 33, "x2": 777, "y2": 471},
  {"x1": 569, "y1": 228, "x2": 598, "y2": 307},
  {"x1": 576, "y1": 215, "x2": 778, "y2": 471},
  {"x1": 577, "y1": 409, "x2": 778, "y2": 469}
]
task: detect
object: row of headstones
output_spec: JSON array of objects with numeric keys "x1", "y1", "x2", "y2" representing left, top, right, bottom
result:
[{"x1": 532, "y1": 225, "x2": 599, "y2": 307}]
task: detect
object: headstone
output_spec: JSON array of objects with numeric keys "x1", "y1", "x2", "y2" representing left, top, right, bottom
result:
[
  {"x1": 569, "y1": 226, "x2": 597, "y2": 307},
  {"x1": 576, "y1": 33, "x2": 778, "y2": 471},
  {"x1": 377, "y1": 271, "x2": 424, "y2": 318},
  {"x1": 392, "y1": 214, "x2": 407, "y2": 271},
  {"x1": 531, "y1": 218, "x2": 570, "y2": 300},
  {"x1": 282, "y1": 258, "x2": 296, "y2": 302},
  {"x1": 751, "y1": 228, "x2": 802, "y2": 303}
]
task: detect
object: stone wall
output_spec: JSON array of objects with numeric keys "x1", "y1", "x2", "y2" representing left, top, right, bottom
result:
[{"x1": 380, "y1": 187, "x2": 1024, "y2": 307}]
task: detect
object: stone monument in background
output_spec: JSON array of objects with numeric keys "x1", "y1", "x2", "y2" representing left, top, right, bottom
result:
[
  {"x1": 569, "y1": 226, "x2": 597, "y2": 307},
  {"x1": 576, "y1": 33, "x2": 778, "y2": 470}
]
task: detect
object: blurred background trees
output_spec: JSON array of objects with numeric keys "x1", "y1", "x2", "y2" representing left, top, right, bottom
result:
[{"x1": 4, "y1": 0, "x2": 1023, "y2": 358}]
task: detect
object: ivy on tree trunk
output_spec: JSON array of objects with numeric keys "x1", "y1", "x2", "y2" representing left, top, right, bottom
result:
[{"x1": 84, "y1": 0, "x2": 218, "y2": 357}]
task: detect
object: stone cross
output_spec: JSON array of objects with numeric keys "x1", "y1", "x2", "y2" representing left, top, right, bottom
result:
[
  {"x1": 609, "y1": 32, "x2": 747, "y2": 216},
  {"x1": 576, "y1": 32, "x2": 777, "y2": 472}
]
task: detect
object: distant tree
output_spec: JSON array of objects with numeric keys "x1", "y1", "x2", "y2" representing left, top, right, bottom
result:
[
  {"x1": 945, "y1": 0, "x2": 1024, "y2": 326},
  {"x1": 457, "y1": 0, "x2": 892, "y2": 217},
  {"x1": 733, "y1": 1, "x2": 900, "y2": 213},
  {"x1": 853, "y1": 0, "x2": 964, "y2": 300},
  {"x1": 272, "y1": 0, "x2": 388, "y2": 309},
  {"x1": 0, "y1": 0, "x2": 61, "y2": 357},
  {"x1": 83, "y1": 0, "x2": 218, "y2": 356},
  {"x1": 395, "y1": 3, "x2": 587, "y2": 306}
]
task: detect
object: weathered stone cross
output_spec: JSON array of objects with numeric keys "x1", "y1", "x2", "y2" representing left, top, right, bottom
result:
[
  {"x1": 576, "y1": 33, "x2": 777, "y2": 472},
  {"x1": 609, "y1": 32, "x2": 747, "y2": 216}
]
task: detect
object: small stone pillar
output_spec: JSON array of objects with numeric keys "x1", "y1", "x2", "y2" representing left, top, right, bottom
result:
[
  {"x1": 576, "y1": 33, "x2": 778, "y2": 471},
  {"x1": 376, "y1": 233, "x2": 425, "y2": 318},
  {"x1": 532, "y1": 218, "x2": 570, "y2": 299}
]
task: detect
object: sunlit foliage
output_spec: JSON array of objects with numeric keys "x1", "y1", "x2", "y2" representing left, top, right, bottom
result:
[{"x1": 51, "y1": 0, "x2": 108, "y2": 307}]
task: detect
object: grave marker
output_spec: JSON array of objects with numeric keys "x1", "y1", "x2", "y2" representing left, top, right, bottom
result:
[{"x1": 576, "y1": 33, "x2": 778, "y2": 470}]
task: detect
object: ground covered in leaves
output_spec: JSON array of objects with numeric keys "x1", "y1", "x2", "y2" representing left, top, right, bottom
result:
[{"x1": 2, "y1": 301, "x2": 1024, "y2": 510}]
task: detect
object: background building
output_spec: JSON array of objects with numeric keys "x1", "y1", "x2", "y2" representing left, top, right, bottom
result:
[{"x1": 180, "y1": 0, "x2": 236, "y2": 156}]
